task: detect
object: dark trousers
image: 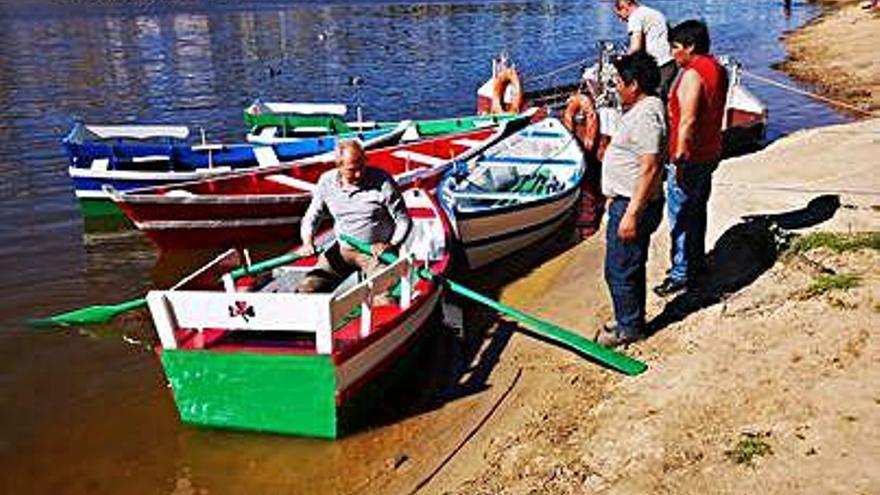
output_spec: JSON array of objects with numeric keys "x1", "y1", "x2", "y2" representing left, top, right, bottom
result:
[
  {"x1": 604, "y1": 197, "x2": 663, "y2": 337},
  {"x1": 665, "y1": 162, "x2": 717, "y2": 284}
]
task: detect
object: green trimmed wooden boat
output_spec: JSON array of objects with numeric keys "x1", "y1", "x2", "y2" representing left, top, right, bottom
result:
[
  {"x1": 146, "y1": 188, "x2": 452, "y2": 438},
  {"x1": 244, "y1": 101, "x2": 516, "y2": 144}
]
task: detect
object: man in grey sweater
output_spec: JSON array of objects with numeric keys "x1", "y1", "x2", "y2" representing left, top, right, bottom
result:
[{"x1": 297, "y1": 140, "x2": 412, "y2": 299}]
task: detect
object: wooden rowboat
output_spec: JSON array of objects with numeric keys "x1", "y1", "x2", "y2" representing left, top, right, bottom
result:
[
  {"x1": 110, "y1": 117, "x2": 529, "y2": 251},
  {"x1": 438, "y1": 117, "x2": 586, "y2": 269},
  {"x1": 146, "y1": 187, "x2": 451, "y2": 438},
  {"x1": 64, "y1": 121, "x2": 401, "y2": 219},
  {"x1": 244, "y1": 100, "x2": 517, "y2": 144}
]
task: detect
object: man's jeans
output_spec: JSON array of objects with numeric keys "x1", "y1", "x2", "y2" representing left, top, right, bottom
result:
[
  {"x1": 665, "y1": 162, "x2": 717, "y2": 284},
  {"x1": 605, "y1": 197, "x2": 663, "y2": 338}
]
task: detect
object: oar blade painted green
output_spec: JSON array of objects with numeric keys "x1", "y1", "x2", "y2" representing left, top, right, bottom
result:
[
  {"x1": 28, "y1": 298, "x2": 148, "y2": 327},
  {"x1": 30, "y1": 251, "x2": 305, "y2": 328},
  {"x1": 340, "y1": 234, "x2": 647, "y2": 376}
]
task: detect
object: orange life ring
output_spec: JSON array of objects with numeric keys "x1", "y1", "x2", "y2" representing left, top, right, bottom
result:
[
  {"x1": 490, "y1": 67, "x2": 525, "y2": 114},
  {"x1": 562, "y1": 92, "x2": 600, "y2": 155}
]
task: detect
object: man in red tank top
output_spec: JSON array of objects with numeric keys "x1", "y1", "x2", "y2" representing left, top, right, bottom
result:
[{"x1": 654, "y1": 20, "x2": 729, "y2": 297}]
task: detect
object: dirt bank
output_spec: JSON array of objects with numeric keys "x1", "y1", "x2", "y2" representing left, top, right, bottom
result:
[
  {"x1": 411, "y1": 125, "x2": 880, "y2": 495},
  {"x1": 779, "y1": 0, "x2": 880, "y2": 115}
]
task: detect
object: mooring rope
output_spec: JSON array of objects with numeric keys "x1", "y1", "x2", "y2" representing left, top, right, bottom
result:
[
  {"x1": 715, "y1": 181, "x2": 880, "y2": 197},
  {"x1": 742, "y1": 69, "x2": 880, "y2": 117},
  {"x1": 526, "y1": 56, "x2": 593, "y2": 83},
  {"x1": 406, "y1": 367, "x2": 524, "y2": 495}
]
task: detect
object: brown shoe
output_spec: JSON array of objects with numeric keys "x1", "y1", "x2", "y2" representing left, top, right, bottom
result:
[{"x1": 594, "y1": 328, "x2": 641, "y2": 348}]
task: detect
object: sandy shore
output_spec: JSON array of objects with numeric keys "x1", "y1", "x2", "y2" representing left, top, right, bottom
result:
[
  {"x1": 779, "y1": 0, "x2": 880, "y2": 115},
  {"x1": 365, "y1": 3, "x2": 880, "y2": 494}
]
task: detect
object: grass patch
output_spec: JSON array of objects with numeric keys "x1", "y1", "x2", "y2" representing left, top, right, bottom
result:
[
  {"x1": 805, "y1": 273, "x2": 861, "y2": 298},
  {"x1": 789, "y1": 232, "x2": 880, "y2": 254},
  {"x1": 725, "y1": 432, "x2": 773, "y2": 467}
]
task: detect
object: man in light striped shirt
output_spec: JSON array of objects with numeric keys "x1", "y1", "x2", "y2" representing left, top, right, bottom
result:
[{"x1": 297, "y1": 140, "x2": 412, "y2": 299}]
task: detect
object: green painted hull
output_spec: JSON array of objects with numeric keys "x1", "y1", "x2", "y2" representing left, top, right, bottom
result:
[
  {"x1": 79, "y1": 198, "x2": 134, "y2": 231},
  {"x1": 382, "y1": 114, "x2": 517, "y2": 137},
  {"x1": 161, "y1": 350, "x2": 339, "y2": 438},
  {"x1": 245, "y1": 111, "x2": 516, "y2": 139},
  {"x1": 79, "y1": 197, "x2": 124, "y2": 218},
  {"x1": 244, "y1": 112, "x2": 355, "y2": 135},
  {"x1": 159, "y1": 310, "x2": 442, "y2": 438}
]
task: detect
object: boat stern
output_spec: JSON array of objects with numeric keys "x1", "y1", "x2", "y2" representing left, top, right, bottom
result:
[{"x1": 161, "y1": 349, "x2": 340, "y2": 438}]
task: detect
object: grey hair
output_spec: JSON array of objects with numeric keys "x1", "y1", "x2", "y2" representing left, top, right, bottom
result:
[{"x1": 335, "y1": 138, "x2": 366, "y2": 164}]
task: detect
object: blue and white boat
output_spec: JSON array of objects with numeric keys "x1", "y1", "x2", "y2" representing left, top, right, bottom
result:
[
  {"x1": 63, "y1": 121, "x2": 404, "y2": 218},
  {"x1": 438, "y1": 117, "x2": 585, "y2": 269}
]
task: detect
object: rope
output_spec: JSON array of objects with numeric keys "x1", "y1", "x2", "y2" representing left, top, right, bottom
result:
[
  {"x1": 742, "y1": 69, "x2": 880, "y2": 117},
  {"x1": 715, "y1": 181, "x2": 880, "y2": 197},
  {"x1": 527, "y1": 56, "x2": 593, "y2": 83},
  {"x1": 406, "y1": 367, "x2": 523, "y2": 495}
]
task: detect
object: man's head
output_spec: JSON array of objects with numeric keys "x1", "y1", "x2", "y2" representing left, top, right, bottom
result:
[
  {"x1": 612, "y1": 51, "x2": 660, "y2": 103},
  {"x1": 613, "y1": 0, "x2": 638, "y2": 21},
  {"x1": 669, "y1": 20, "x2": 711, "y2": 66},
  {"x1": 335, "y1": 139, "x2": 367, "y2": 186}
]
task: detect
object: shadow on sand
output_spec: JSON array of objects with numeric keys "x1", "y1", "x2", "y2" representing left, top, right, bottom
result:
[
  {"x1": 346, "y1": 217, "x2": 586, "y2": 432},
  {"x1": 647, "y1": 194, "x2": 841, "y2": 334}
]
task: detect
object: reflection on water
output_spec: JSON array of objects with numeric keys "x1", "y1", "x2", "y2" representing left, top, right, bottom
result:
[{"x1": 0, "y1": 1, "x2": 850, "y2": 493}]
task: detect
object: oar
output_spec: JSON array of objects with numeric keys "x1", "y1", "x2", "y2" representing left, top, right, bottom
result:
[
  {"x1": 29, "y1": 251, "x2": 307, "y2": 328},
  {"x1": 339, "y1": 234, "x2": 647, "y2": 376}
]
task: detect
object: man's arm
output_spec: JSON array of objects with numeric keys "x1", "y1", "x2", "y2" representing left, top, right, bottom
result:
[
  {"x1": 628, "y1": 30, "x2": 645, "y2": 54},
  {"x1": 382, "y1": 178, "x2": 412, "y2": 252},
  {"x1": 673, "y1": 69, "x2": 702, "y2": 164},
  {"x1": 298, "y1": 177, "x2": 329, "y2": 255},
  {"x1": 618, "y1": 152, "x2": 662, "y2": 240},
  {"x1": 627, "y1": 13, "x2": 645, "y2": 54}
]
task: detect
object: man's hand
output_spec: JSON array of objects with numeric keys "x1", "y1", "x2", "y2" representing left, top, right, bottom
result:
[
  {"x1": 296, "y1": 241, "x2": 316, "y2": 257},
  {"x1": 673, "y1": 158, "x2": 690, "y2": 189},
  {"x1": 370, "y1": 241, "x2": 390, "y2": 260},
  {"x1": 618, "y1": 210, "x2": 638, "y2": 241}
]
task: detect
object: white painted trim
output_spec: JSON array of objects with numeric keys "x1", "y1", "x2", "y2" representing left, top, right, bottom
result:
[
  {"x1": 253, "y1": 146, "x2": 281, "y2": 167},
  {"x1": 463, "y1": 211, "x2": 571, "y2": 268},
  {"x1": 261, "y1": 102, "x2": 347, "y2": 116},
  {"x1": 452, "y1": 138, "x2": 485, "y2": 147},
  {"x1": 446, "y1": 190, "x2": 546, "y2": 201},
  {"x1": 69, "y1": 166, "x2": 228, "y2": 181},
  {"x1": 134, "y1": 215, "x2": 303, "y2": 230},
  {"x1": 170, "y1": 249, "x2": 241, "y2": 290},
  {"x1": 265, "y1": 174, "x2": 317, "y2": 192},
  {"x1": 335, "y1": 290, "x2": 440, "y2": 393},
  {"x1": 92, "y1": 158, "x2": 110, "y2": 171},
  {"x1": 147, "y1": 292, "x2": 179, "y2": 349},
  {"x1": 391, "y1": 150, "x2": 447, "y2": 167},
  {"x1": 131, "y1": 155, "x2": 171, "y2": 163},
  {"x1": 82, "y1": 124, "x2": 190, "y2": 140}
]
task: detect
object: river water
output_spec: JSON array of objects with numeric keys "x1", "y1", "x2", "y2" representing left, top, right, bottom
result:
[{"x1": 0, "y1": 1, "x2": 849, "y2": 494}]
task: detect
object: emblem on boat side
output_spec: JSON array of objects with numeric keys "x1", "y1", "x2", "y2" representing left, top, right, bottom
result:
[{"x1": 228, "y1": 301, "x2": 256, "y2": 322}]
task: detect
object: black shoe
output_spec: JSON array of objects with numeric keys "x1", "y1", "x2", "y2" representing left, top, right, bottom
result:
[{"x1": 653, "y1": 277, "x2": 687, "y2": 297}]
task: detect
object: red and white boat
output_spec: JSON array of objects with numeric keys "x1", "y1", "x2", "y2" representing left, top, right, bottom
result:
[
  {"x1": 145, "y1": 187, "x2": 451, "y2": 437},
  {"x1": 110, "y1": 118, "x2": 527, "y2": 251}
]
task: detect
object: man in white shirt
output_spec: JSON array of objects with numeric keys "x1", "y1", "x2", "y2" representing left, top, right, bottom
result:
[{"x1": 614, "y1": 0, "x2": 677, "y2": 101}]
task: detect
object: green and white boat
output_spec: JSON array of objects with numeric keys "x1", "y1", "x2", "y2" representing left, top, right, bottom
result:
[
  {"x1": 146, "y1": 187, "x2": 451, "y2": 438},
  {"x1": 244, "y1": 100, "x2": 516, "y2": 144}
]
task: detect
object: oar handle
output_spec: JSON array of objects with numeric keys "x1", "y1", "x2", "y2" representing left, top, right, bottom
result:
[
  {"x1": 339, "y1": 233, "x2": 647, "y2": 376},
  {"x1": 227, "y1": 252, "x2": 302, "y2": 279}
]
